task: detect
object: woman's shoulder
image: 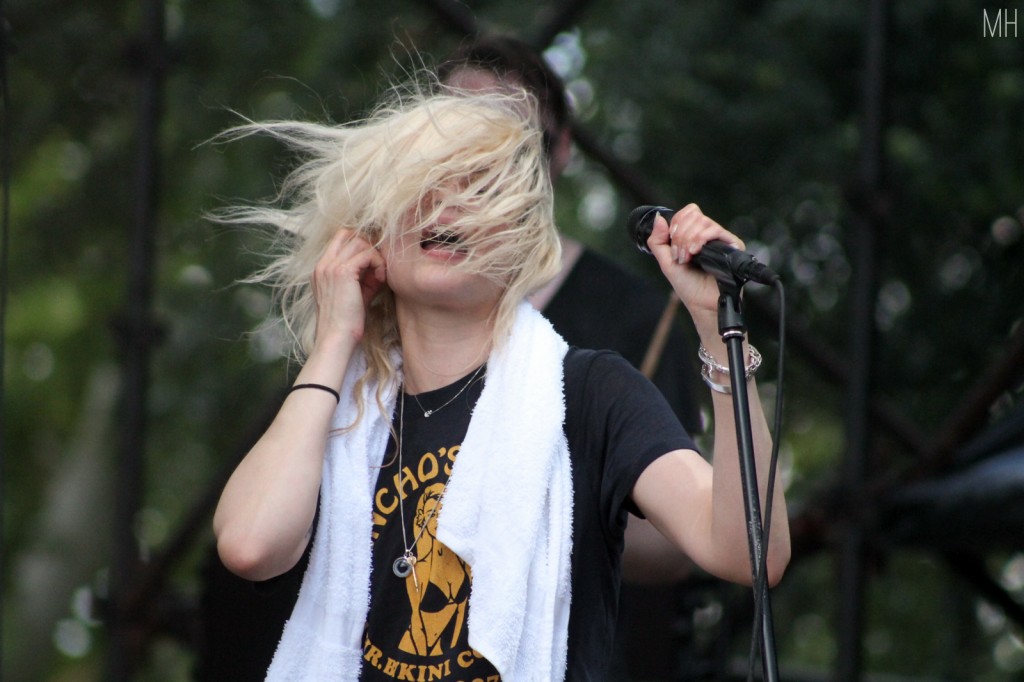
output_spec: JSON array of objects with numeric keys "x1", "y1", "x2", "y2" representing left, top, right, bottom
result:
[
  {"x1": 563, "y1": 347, "x2": 652, "y2": 404},
  {"x1": 564, "y1": 346, "x2": 630, "y2": 381}
]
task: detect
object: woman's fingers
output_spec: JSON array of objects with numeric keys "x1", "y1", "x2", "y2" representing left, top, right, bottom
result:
[
  {"x1": 669, "y1": 204, "x2": 744, "y2": 265},
  {"x1": 311, "y1": 229, "x2": 386, "y2": 343},
  {"x1": 646, "y1": 204, "x2": 750, "y2": 315}
]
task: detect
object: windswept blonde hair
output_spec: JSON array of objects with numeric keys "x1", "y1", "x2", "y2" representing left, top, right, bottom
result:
[{"x1": 210, "y1": 79, "x2": 562, "y2": 424}]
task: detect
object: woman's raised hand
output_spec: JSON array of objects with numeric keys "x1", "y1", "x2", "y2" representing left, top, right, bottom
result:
[
  {"x1": 645, "y1": 203, "x2": 745, "y2": 320},
  {"x1": 311, "y1": 229, "x2": 387, "y2": 346}
]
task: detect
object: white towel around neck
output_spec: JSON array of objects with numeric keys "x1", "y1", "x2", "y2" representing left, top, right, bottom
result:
[{"x1": 266, "y1": 302, "x2": 573, "y2": 682}]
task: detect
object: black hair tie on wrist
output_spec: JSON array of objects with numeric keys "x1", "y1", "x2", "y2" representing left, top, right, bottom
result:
[{"x1": 288, "y1": 383, "x2": 341, "y2": 404}]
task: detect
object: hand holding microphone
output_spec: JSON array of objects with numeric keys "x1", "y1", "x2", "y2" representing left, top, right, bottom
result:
[{"x1": 626, "y1": 204, "x2": 779, "y2": 286}]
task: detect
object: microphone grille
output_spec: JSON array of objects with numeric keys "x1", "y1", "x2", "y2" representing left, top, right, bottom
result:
[{"x1": 626, "y1": 205, "x2": 671, "y2": 254}]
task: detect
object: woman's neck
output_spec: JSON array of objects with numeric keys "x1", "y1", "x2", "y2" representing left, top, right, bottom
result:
[{"x1": 397, "y1": 304, "x2": 494, "y2": 394}]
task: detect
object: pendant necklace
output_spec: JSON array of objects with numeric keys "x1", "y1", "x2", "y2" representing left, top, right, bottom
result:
[
  {"x1": 392, "y1": 365, "x2": 485, "y2": 584},
  {"x1": 410, "y1": 363, "x2": 486, "y2": 418},
  {"x1": 391, "y1": 391, "x2": 450, "y2": 590}
]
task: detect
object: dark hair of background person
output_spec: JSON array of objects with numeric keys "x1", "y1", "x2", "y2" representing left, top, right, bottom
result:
[{"x1": 438, "y1": 34, "x2": 571, "y2": 159}]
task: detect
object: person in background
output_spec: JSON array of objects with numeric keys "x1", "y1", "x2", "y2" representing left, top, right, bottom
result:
[
  {"x1": 209, "y1": 82, "x2": 789, "y2": 680},
  {"x1": 440, "y1": 36, "x2": 703, "y2": 442}
]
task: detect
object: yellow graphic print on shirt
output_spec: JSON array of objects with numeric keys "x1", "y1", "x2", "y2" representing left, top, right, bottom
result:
[
  {"x1": 399, "y1": 481, "x2": 471, "y2": 655},
  {"x1": 363, "y1": 443, "x2": 501, "y2": 681}
]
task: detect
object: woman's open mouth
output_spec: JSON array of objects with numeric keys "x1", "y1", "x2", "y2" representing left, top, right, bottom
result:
[{"x1": 420, "y1": 228, "x2": 466, "y2": 254}]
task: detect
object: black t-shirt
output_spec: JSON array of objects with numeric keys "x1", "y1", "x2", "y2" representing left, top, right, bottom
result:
[{"x1": 361, "y1": 348, "x2": 696, "y2": 680}]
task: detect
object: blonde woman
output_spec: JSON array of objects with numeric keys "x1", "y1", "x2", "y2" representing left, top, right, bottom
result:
[{"x1": 212, "y1": 84, "x2": 790, "y2": 681}]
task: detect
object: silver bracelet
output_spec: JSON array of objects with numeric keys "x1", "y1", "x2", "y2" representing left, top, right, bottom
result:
[
  {"x1": 700, "y1": 363, "x2": 734, "y2": 394},
  {"x1": 698, "y1": 343, "x2": 762, "y2": 381}
]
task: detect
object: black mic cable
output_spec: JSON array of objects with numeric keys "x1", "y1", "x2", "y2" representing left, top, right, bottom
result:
[{"x1": 746, "y1": 280, "x2": 784, "y2": 682}]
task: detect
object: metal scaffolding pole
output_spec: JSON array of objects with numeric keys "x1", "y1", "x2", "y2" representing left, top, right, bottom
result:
[
  {"x1": 106, "y1": 0, "x2": 166, "y2": 678},
  {"x1": 837, "y1": 1, "x2": 889, "y2": 680}
]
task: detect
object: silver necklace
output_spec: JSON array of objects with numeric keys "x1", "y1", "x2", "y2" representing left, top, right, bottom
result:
[
  {"x1": 391, "y1": 392, "x2": 450, "y2": 589},
  {"x1": 410, "y1": 364, "x2": 485, "y2": 418}
]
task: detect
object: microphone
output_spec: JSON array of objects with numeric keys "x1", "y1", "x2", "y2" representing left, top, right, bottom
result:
[{"x1": 626, "y1": 205, "x2": 779, "y2": 286}]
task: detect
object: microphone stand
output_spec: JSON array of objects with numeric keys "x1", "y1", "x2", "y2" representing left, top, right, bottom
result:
[{"x1": 714, "y1": 276, "x2": 779, "y2": 682}]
